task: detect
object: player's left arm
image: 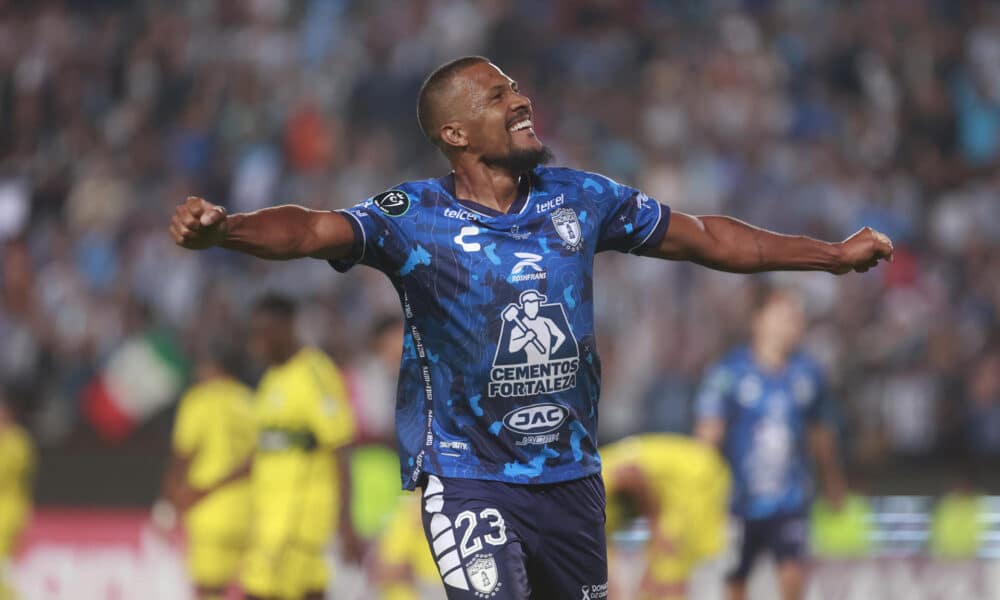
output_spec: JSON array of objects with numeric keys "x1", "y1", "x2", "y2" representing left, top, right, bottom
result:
[{"x1": 642, "y1": 212, "x2": 893, "y2": 274}]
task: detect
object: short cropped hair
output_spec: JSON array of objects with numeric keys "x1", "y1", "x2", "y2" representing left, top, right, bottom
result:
[
  {"x1": 416, "y1": 56, "x2": 490, "y2": 147},
  {"x1": 253, "y1": 292, "x2": 297, "y2": 320}
]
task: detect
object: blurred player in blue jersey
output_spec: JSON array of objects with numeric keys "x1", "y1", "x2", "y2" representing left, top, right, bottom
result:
[
  {"x1": 695, "y1": 287, "x2": 847, "y2": 600},
  {"x1": 170, "y1": 56, "x2": 892, "y2": 600}
]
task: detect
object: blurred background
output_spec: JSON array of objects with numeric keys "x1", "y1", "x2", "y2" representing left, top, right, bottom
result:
[{"x1": 2, "y1": 0, "x2": 1000, "y2": 598}]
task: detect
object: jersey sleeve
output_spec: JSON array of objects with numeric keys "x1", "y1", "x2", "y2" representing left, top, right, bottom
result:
[
  {"x1": 328, "y1": 188, "x2": 415, "y2": 274},
  {"x1": 695, "y1": 361, "x2": 736, "y2": 420},
  {"x1": 804, "y1": 364, "x2": 838, "y2": 426},
  {"x1": 590, "y1": 174, "x2": 671, "y2": 254},
  {"x1": 171, "y1": 389, "x2": 203, "y2": 457}
]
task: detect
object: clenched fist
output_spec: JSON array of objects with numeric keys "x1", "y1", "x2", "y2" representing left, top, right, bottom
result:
[
  {"x1": 834, "y1": 226, "x2": 894, "y2": 274},
  {"x1": 170, "y1": 196, "x2": 228, "y2": 249}
]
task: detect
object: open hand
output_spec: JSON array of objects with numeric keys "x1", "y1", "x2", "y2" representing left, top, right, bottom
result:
[
  {"x1": 834, "y1": 227, "x2": 893, "y2": 274},
  {"x1": 170, "y1": 196, "x2": 228, "y2": 249}
]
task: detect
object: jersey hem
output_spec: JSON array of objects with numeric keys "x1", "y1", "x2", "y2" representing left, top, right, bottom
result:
[{"x1": 404, "y1": 462, "x2": 602, "y2": 490}]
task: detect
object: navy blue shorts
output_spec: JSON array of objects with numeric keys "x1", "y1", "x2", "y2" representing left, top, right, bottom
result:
[
  {"x1": 420, "y1": 473, "x2": 609, "y2": 600},
  {"x1": 727, "y1": 512, "x2": 809, "y2": 582}
]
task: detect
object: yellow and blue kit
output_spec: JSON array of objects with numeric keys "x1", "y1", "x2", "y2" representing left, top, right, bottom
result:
[
  {"x1": 241, "y1": 347, "x2": 356, "y2": 600},
  {"x1": 172, "y1": 376, "x2": 256, "y2": 588}
]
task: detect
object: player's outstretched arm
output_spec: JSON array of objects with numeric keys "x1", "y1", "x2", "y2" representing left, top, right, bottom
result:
[
  {"x1": 643, "y1": 212, "x2": 893, "y2": 275},
  {"x1": 170, "y1": 196, "x2": 356, "y2": 261}
]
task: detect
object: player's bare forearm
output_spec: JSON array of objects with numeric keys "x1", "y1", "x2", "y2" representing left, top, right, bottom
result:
[
  {"x1": 170, "y1": 196, "x2": 355, "y2": 261},
  {"x1": 645, "y1": 212, "x2": 893, "y2": 275},
  {"x1": 222, "y1": 206, "x2": 354, "y2": 260}
]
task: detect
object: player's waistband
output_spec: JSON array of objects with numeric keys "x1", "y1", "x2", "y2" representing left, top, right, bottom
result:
[{"x1": 257, "y1": 428, "x2": 318, "y2": 452}]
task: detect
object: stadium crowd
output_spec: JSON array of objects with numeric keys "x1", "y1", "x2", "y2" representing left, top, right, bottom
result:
[{"x1": 1, "y1": 0, "x2": 1000, "y2": 482}]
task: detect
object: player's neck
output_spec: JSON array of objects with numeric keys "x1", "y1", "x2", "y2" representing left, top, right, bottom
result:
[
  {"x1": 451, "y1": 160, "x2": 521, "y2": 214},
  {"x1": 751, "y1": 342, "x2": 789, "y2": 372}
]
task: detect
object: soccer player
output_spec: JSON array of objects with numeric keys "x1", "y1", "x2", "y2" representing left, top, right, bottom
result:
[
  {"x1": 156, "y1": 346, "x2": 256, "y2": 600},
  {"x1": 240, "y1": 294, "x2": 357, "y2": 600},
  {"x1": 371, "y1": 493, "x2": 444, "y2": 600},
  {"x1": 695, "y1": 287, "x2": 848, "y2": 600},
  {"x1": 0, "y1": 391, "x2": 33, "y2": 599},
  {"x1": 601, "y1": 434, "x2": 730, "y2": 600},
  {"x1": 170, "y1": 56, "x2": 892, "y2": 600}
]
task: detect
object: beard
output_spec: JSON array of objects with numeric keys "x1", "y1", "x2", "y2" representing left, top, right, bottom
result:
[{"x1": 483, "y1": 144, "x2": 554, "y2": 174}]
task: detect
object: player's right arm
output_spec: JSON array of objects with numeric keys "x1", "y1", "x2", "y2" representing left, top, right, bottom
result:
[{"x1": 170, "y1": 196, "x2": 356, "y2": 260}]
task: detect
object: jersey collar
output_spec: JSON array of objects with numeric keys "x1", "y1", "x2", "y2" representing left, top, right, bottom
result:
[{"x1": 437, "y1": 170, "x2": 534, "y2": 218}]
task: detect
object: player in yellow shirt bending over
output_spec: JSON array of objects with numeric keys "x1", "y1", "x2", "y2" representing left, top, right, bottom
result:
[
  {"x1": 0, "y1": 391, "x2": 34, "y2": 600},
  {"x1": 601, "y1": 434, "x2": 731, "y2": 600},
  {"x1": 243, "y1": 294, "x2": 358, "y2": 600},
  {"x1": 370, "y1": 493, "x2": 445, "y2": 600},
  {"x1": 157, "y1": 346, "x2": 256, "y2": 600}
]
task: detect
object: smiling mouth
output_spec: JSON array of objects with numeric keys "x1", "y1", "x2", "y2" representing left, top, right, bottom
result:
[{"x1": 508, "y1": 118, "x2": 533, "y2": 133}]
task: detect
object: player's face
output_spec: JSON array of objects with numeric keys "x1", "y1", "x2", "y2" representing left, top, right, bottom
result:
[
  {"x1": 456, "y1": 62, "x2": 550, "y2": 171},
  {"x1": 524, "y1": 300, "x2": 540, "y2": 318},
  {"x1": 755, "y1": 293, "x2": 806, "y2": 355},
  {"x1": 248, "y1": 311, "x2": 294, "y2": 366}
]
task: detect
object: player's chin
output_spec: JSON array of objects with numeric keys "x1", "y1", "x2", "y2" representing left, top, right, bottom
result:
[{"x1": 511, "y1": 130, "x2": 543, "y2": 150}]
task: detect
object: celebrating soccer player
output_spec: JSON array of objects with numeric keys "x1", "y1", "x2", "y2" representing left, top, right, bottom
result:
[
  {"x1": 170, "y1": 56, "x2": 891, "y2": 600},
  {"x1": 696, "y1": 287, "x2": 848, "y2": 600}
]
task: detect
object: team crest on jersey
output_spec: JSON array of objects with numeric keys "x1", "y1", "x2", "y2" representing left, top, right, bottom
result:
[
  {"x1": 467, "y1": 554, "x2": 501, "y2": 596},
  {"x1": 372, "y1": 189, "x2": 410, "y2": 217},
  {"x1": 551, "y1": 207, "x2": 583, "y2": 251},
  {"x1": 489, "y1": 290, "x2": 579, "y2": 398}
]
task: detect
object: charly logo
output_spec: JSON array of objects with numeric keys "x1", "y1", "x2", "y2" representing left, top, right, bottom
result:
[
  {"x1": 454, "y1": 226, "x2": 481, "y2": 252},
  {"x1": 466, "y1": 554, "x2": 500, "y2": 596},
  {"x1": 372, "y1": 190, "x2": 410, "y2": 217},
  {"x1": 489, "y1": 290, "x2": 579, "y2": 398},
  {"x1": 551, "y1": 207, "x2": 583, "y2": 251}
]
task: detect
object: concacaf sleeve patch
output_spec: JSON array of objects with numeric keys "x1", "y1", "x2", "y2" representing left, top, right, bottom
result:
[{"x1": 372, "y1": 189, "x2": 410, "y2": 217}]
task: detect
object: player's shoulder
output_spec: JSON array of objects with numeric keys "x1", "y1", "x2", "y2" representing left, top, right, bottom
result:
[
  {"x1": 717, "y1": 346, "x2": 752, "y2": 371},
  {"x1": 534, "y1": 167, "x2": 630, "y2": 196},
  {"x1": 4, "y1": 424, "x2": 34, "y2": 456},
  {"x1": 360, "y1": 178, "x2": 447, "y2": 220},
  {"x1": 788, "y1": 351, "x2": 823, "y2": 376}
]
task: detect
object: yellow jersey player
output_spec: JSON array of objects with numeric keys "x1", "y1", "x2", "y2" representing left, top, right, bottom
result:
[
  {"x1": 371, "y1": 493, "x2": 444, "y2": 600},
  {"x1": 242, "y1": 293, "x2": 357, "y2": 600},
  {"x1": 601, "y1": 434, "x2": 730, "y2": 600},
  {"x1": 0, "y1": 391, "x2": 34, "y2": 600},
  {"x1": 156, "y1": 347, "x2": 256, "y2": 600}
]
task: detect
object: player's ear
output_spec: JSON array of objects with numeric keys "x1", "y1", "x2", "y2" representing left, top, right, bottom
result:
[{"x1": 439, "y1": 121, "x2": 468, "y2": 150}]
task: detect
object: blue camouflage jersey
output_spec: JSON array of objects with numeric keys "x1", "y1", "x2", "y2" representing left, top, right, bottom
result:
[
  {"x1": 695, "y1": 347, "x2": 835, "y2": 520},
  {"x1": 332, "y1": 166, "x2": 670, "y2": 489}
]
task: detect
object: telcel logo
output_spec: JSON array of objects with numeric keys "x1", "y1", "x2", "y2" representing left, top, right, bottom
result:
[
  {"x1": 536, "y1": 194, "x2": 565, "y2": 213},
  {"x1": 444, "y1": 207, "x2": 478, "y2": 221},
  {"x1": 503, "y1": 403, "x2": 568, "y2": 434}
]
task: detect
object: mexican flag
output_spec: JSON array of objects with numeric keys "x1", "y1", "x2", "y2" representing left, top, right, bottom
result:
[{"x1": 82, "y1": 331, "x2": 188, "y2": 443}]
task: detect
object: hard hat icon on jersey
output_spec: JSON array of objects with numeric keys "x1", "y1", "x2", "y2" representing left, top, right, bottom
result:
[{"x1": 519, "y1": 290, "x2": 547, "y2": 304}]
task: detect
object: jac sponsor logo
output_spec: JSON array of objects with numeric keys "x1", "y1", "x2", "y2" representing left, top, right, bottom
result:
[
  {"x1": 444, "y1": 207, "x2": 478, "y2": 221},
  {"x1": 536, "y1": 194, "x2": 565, "y2": 213},
  {"x1": 502, "y1": 403, "x2": 568, "y2": 434}
]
